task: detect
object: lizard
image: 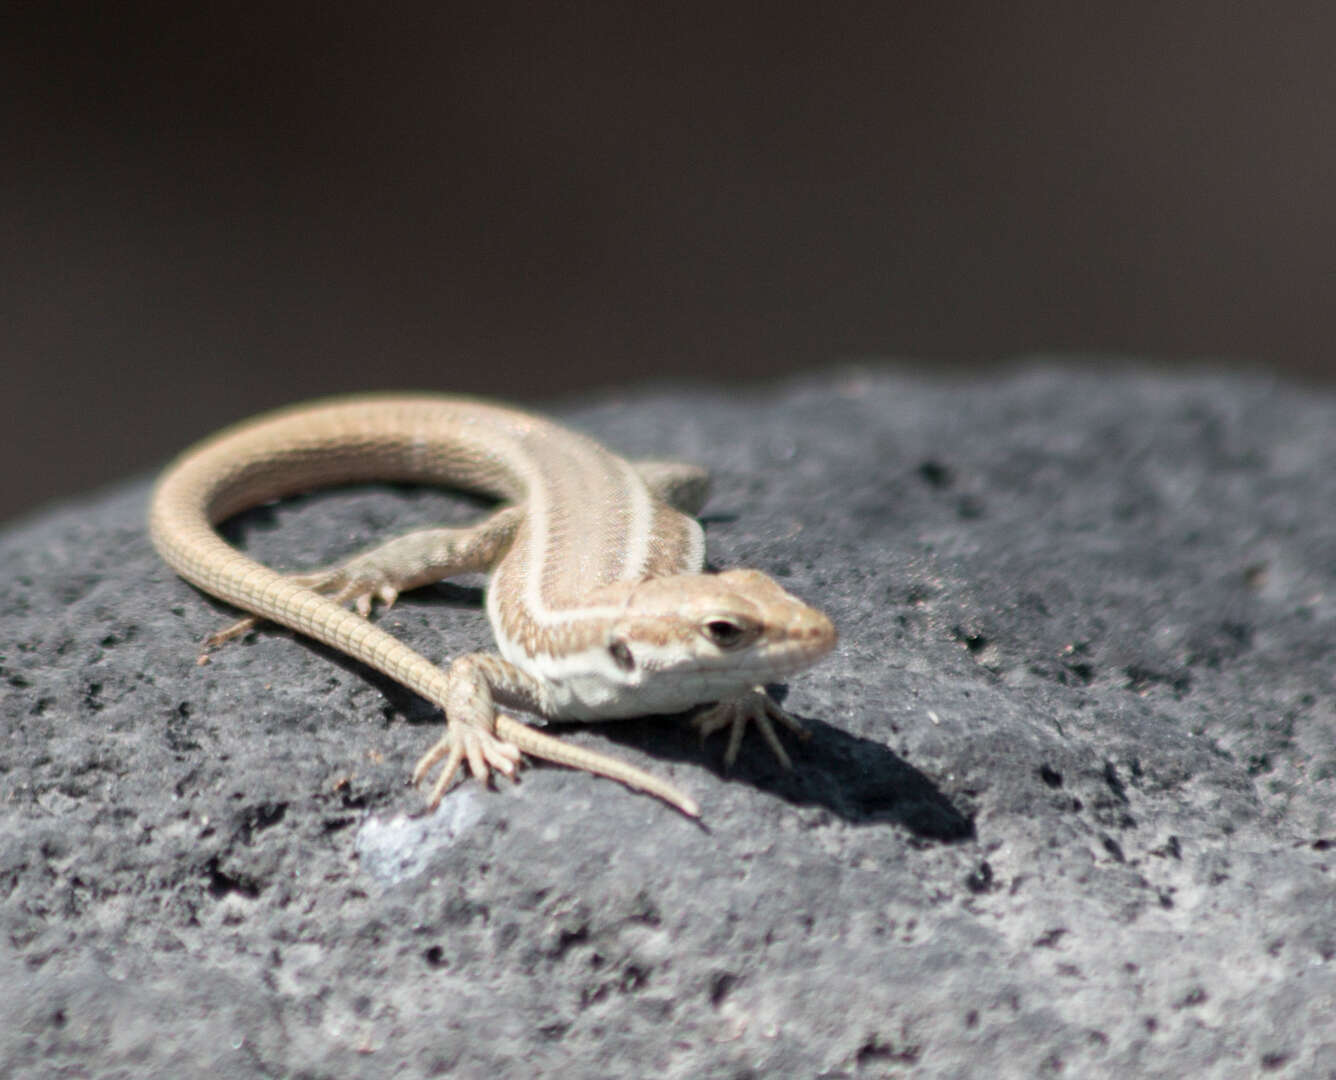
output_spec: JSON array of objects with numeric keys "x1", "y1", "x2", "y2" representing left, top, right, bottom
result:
[{"x1": 147, "y1": 394, "x2": 837, "y2": 816}]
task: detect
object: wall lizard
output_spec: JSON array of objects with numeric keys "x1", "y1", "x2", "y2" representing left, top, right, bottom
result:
[{"x1": 148, "y1": 394, "x2": 836, "y2": 816}]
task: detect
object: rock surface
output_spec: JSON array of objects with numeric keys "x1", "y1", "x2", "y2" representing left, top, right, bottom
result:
[{"x1": 2, "y1": 366, "x2": 1333, "y2": 1078}]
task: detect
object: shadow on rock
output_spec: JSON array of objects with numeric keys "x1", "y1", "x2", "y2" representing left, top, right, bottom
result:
[
  {"x1": 246, "y1": 629, "x2": 972, "y2": 843},
  {"x1": 594, "y1": 700, "x2": 974, "y2": 842}
]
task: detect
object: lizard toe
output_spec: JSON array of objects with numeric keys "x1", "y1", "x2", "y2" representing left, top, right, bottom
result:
[
  {"x1": 693, "y1": 687, "x2": 806, "y2": 770},
  {"x1": 414, "y1": 722, "x2": 524, "y2": 808}
]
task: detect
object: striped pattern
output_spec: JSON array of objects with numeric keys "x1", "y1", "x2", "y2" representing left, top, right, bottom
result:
[{"x1": 148, "y1": 392, "x2": 834, "y2": 813}]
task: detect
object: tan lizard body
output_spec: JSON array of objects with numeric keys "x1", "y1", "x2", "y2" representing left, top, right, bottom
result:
[{"x1": 148, "y1": 394, "x2": 836, "y2": 816}]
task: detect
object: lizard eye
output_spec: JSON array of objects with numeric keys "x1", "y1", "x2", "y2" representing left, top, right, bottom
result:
[
  {"x1": 702, "y1": 617, "x2": 754, "y2": 650},
  {"x1": 608, "y1": 639, "x2": 636, "y2": 672}
]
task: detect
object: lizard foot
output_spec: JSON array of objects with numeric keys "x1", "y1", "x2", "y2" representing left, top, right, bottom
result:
[
  {"x1": 693, "y1": 687, "x2": 811, "y2": 770},
  {"x1": 202, "y1": 564, "x2": 402, "y2": 649},
  {"x1": 411, "y1": 721, "x2": 524, "y2": 809}
]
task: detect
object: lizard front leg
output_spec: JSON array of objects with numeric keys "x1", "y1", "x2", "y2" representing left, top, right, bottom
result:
[
  {"x1": 410, "y1": 652, "x2": 535, "y2": 803},
  {"x1": 206, "y1": 506, "x2": 522, "y2": 646},
  {"x1": 693, "y1": 687, "x2": 812, "y2": 770},
  {"x1": 412, "y1": 652, "x2": 701, "y2": 817}
]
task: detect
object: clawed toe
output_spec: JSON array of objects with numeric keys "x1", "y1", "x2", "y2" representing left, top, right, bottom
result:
[
  {"x1": 693, "y1": 687, "x2": 809, "y2": 770},
  {"x1": 413, "y1": 723, "x2": 524, "y2": 809},
  {"x1": 295, "y1": 568, "x2": 399, "y2": 618}
]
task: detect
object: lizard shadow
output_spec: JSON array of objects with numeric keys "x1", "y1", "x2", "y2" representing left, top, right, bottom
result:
[
  {"x1": 588, "y1": 700, "x2": 975, "y2": 842},
  {"x1": 226, "y1": 609, "x2": 971, "y2": 841},
  {"x1": 294, "y1": 625, "x2": 971, "y2": 841},
  {"x1": 199, "y1": 564, "x2": 968, "y2": 841}
]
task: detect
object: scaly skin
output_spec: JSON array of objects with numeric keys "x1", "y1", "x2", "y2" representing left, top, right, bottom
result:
[{"x1": 149, "y1": 394, "x2": 836, "y2": 816}]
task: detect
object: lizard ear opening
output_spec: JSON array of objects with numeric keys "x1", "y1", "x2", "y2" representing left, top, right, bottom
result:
[{"x1": 608, "y1": 638, "x2": 636, "y2": 672}]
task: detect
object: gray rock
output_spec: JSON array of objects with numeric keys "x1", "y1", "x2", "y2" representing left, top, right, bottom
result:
[{"x1": 2, "y1": 366, "x2": 1333, "y2": 1078}]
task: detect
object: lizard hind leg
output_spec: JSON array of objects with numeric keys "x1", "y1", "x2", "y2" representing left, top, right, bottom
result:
[
  {"x1": 202, "y1": 565, "x2": 392, "y2": 649},
  {"x1": 200, "y1": 508, "x2": 522, "y2": 650},
  {"x1": 633, "y1": 461, "x2": 711, "y2": 515}
]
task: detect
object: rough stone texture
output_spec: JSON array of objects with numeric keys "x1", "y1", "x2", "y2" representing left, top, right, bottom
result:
[{"x1": 2, "y1": 366, "x2": 1333, "y2": 1079}]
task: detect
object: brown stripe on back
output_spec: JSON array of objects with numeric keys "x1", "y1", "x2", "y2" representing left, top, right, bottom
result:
[{"x1": 527, "y1": 433, "x2": 637, "y2": 607}]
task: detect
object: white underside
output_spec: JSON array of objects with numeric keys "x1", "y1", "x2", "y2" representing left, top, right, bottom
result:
[{"x1": 505, "y1": 638, "x2": 751, "y2": 721}]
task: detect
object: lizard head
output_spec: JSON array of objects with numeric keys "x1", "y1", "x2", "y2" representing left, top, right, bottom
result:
[{"x1": 596, "y1": 569, "x2": 837, "y2": 714}]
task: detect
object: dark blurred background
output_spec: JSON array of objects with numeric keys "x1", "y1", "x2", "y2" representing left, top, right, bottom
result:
[{"x1": 6, "y1": 4, "x2": 1335, "y2": 523}]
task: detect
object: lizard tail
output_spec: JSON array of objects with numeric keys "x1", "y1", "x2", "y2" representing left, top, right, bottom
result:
[{"x1": 495, "y1": 716, "x2": 701, "y2": 818}]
